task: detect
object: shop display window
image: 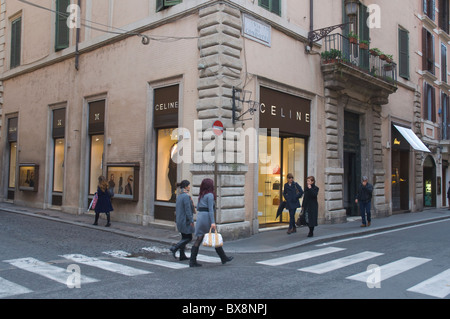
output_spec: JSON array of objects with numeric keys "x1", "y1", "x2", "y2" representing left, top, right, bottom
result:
[
  {"x1": 106, "y1": 163, "x2": 140, "y2": 201},
  {"x1": 89, "y1": 134, "x2": 104, "y2": 195},
  {"x1": 156, "y1": 128, "x2": 178, "y2": 202},
  {"x1": 53, "y1": 138, "x2": 65, "y2": 193},
  {"x1": 18, "y1": 164, "x2": 39, "y2": 192}
]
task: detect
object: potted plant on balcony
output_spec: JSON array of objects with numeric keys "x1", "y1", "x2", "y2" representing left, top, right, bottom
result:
[
  {"x1": 359, "y1": 40, "x2": 369, "y2": 50},
  {"x1": 385, "y1": 54, "x2": 393, "y2": 63},
  {"x1": 321, "y1": 49, "x2": 342, "y2": 64},
  {"x1": 348, "y1": 31, "x2": 358, "y2": 44},
  {"x1": 369, "y1": 47, "x2": 382, "y2": 57}
]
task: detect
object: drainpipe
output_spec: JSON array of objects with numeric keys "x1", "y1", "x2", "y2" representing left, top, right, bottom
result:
[
  {"x1": 310, "y1": 0, "x2": 313, "y2": 34},
  {"x1": 75, "y1": 0, "x2": 81, "y2": 70}
]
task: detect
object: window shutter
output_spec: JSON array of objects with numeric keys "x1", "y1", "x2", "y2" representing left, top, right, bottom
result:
[
  {"x1": 359, "y1": 4, "x2": 370, "y2": 71},
  {"x1": 55, "y1": 0, "x2": 70, "y2": 51},
  {"x1": 399, "y1": 28, "x2": 410, "y2": 79},
  {"x1": 271, "y1": 0, "x2": 281, "y2": 15},
  {"x1": 165, "y1": 0, "x2": 182, "y2": 6},
  {"x1": 431, "y1": 0, "x2": 436, "y2": 20},
  {"x1": 442, "y1": 44, "x2": 447, "y2": 83},
  {"x1": 10, "y1": 17, "x2": 21, "y2": 69},
  {"x1": 259, "y1": 0, "x2": 270, "y2": 11}
]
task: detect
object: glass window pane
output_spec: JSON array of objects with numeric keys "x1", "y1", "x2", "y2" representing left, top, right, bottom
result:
[
  {"x1": 9, "y1": 142, "x2": 17, "y2": 188},
  {"x1": 90, "y1": 135, "x2": 104, "y2": 194},
  {"x1": 53, "y1": 138, "x2": 65, "y2": 192},
  {"x1": 156, "y1": 128, "x2": 178, "y2": 202}
]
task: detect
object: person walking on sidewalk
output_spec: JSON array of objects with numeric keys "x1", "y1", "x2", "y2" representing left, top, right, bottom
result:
[
  {"x1": 447, "y1": 181, "x2": 450, "y2": 210},
  {"x1": 302, "y1": 176, "x2": 319, "y2": 237},
  {"x1": 355, "y1": 176, "x2": 373, "y2": 227},
  {"x1": 170, "y1": 180, "x2": 195, "y2": 261},
  {"x1": 283, "y1": 173, "x2": 304, "y2": 234},
  {"x1": 93, "y1": 175, "x2": 114, "y2": 227},
  {"x1": 189, "y1": 178, "x2": 233, "y2": 267}
]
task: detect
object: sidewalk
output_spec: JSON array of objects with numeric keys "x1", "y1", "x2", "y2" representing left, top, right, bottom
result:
[{"x1": 1, "y1": 201, "x2": 449, "y2": 254}]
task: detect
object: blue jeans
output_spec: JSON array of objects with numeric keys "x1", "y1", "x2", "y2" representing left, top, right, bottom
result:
[{"x1": 359, "y1": 201, "x2": 371, "y2": 225}]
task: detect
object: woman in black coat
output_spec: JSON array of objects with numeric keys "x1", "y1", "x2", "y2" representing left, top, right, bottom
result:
[
  {"x1": 93, "y1": 176, "x2": 114, "y2": 227},
  {"x1": 283, "y1": 173, "x2": 303, "y2": 234},
  {"x1": 302, "y1": 176, "x2": 319, "y2": 237}
]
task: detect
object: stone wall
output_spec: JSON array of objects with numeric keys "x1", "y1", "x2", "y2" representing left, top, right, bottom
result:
[{"x1": 193, "y1": 3, "x2": 251, "y2": 240}]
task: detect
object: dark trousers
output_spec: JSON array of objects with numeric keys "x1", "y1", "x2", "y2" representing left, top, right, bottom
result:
[
  {"x1": 359, "y1": 201, "x2": 371, "y2": 225},
  {"x1": 289, "y1": 209, "x2": 296, "y2": 229}
]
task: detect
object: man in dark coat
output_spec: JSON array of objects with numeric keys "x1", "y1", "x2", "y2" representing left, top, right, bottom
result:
[
  {"x1": 355, "y1": 176, "x2": 373, "y2": 227},
  {"x1": 283, "y1": 173, "x2": 303, "y2": 234}
]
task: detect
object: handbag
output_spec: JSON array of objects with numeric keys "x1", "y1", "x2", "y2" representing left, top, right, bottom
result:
[
  {"x1": 272, "y1": 180, "x2": 280, "y2": 190},
  {"x1": 88, "y1": 193, "x2": 98, "y2": 212},
  {"x1": 202, "y1": 227, "x2": 223, "y2": 248},
  {"x1": 272, "y1": 195, "x2": 280, "y2": 206},
  {"x1": 296, "y1": 207, "x2": 308, "y2": 226}
]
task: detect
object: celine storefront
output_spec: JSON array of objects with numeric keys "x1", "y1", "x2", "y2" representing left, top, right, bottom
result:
[{"x1": 257, "y1": 86, "x2": 311, "y2": 227}]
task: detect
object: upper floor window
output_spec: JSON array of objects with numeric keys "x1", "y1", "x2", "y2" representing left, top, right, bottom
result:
[
  {"x1": 439, "y1": 0, "x2": 449, "y2": 33},
  {"x1": 399, "y1": 28, "x2": 410, "y2": 80},
  {"x1": 10, "y1": 17, "x2": 21, "y2": 69},
  {"x1": 423, "y1": 0, "x2": 436, "y2": 21},
  {"x1": 156, "y1": 0, "x2": 182, "y2": 12},
  {"x1": 259, "y1": 0, "x2": 281, "y2": 16},
  {"x1": 55, "y1": 0, "x2": 70, "y2": 51},
  {"x1": 422, "y1": 28, "x2": 435, "y2": 74}
]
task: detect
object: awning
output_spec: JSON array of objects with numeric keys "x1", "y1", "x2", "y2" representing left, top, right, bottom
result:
[{"x1": 394, "y1": 125, "x2": 430, "y2": 153}]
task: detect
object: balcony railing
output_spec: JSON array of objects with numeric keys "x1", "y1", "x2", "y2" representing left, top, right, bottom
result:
[{"x1": 321, "y1": 33, "x2": 397, "y2": 85}]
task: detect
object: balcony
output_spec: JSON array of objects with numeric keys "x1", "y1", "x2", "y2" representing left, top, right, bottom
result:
[{"x1": 321, "y1": 33, "x2": 397, "y2": 105}]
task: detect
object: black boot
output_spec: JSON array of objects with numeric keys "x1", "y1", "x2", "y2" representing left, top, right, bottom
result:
[
  {"x1": 307, "y1": 227, "x2": 314, "y2": 237},
  {"x1": 93, "y1": 212, "x2": 99, "y2": 225},
  {"x1": 170, "y1": 238, "x2": 191, "y2": 259},
  {"x1": 179, "y1": 249, "x2": 188, "y2": 261},
  {"x1": 189, "y1": 246, "x2": 202, "y2": 267},
  {"x1": 215, "y1": 246, "x2": 233, "y2": 264},
  {"x1": 105, "y1": 212, "x2": 111, "y2": 227}
]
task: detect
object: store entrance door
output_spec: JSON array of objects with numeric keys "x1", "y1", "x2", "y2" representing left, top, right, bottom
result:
[{"x1": 258, "y1": 135, "x2": 306, "y2": 227}]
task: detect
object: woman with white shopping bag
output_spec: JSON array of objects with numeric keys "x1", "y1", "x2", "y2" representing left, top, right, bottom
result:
[{"x1": 189, "y1": 178, "x2": 233, "y2": 267}]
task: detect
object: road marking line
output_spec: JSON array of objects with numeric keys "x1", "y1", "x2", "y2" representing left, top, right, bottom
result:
[
  {"x1": 298, "y1": 251, "x2": 384, "y2": 274},
  {"x1": 0, "y1": 277, "x2": 32, "y2": 298},
  {"x1": 407, "y1": 269, "x2": 450, "y2": 298},
  {"x1": 140, "y1": 247, "x2": 222, "y2": 263},
  {"x1": 317, "y1": 218, "x2": 450, "y2": 247},
  {"x1": 61, "y1": 254, "x2": 151, "y2": 276},
  {"x1": 4, "y1": 257, "x2": 98, "y2": 285},
  {"x1": 256, "y1": 247, "x2": 346, "y2": 266},
  {"x1": 347, "y1": 257, "x2": 431, "y2": 283},
  {"x1": 103, "y1": 250, "x2": 188, "y2": 269}
]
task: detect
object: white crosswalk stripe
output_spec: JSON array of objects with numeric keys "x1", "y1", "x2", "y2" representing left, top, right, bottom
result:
[
  {"x1": 256, "y1": 247, "x2": 346, "y2": 266},
  {"x1": 61, "y1": 254, "x2": 151, "y2": 276},
  {"x1": 347, "y1": 257, "x2": 431, "y2": 284},
  {"x1": 141, "y1": 247, "x2": 222, "y2": 263},
  {"x1": 4, "y1": 257, "x2": 98, "y2": 285},
  {"x1": 298, "y1": 251, "x2": 384, "y2": 274},
  {"x1": 407, "y1": 269, "x2": 450, "y2": 298},
  {"x1": 0, "y1": 277, "x2": 32, "y2": 298},
  {"x1": 103, "y1": 250, "x2": 189, "y2": 269}
]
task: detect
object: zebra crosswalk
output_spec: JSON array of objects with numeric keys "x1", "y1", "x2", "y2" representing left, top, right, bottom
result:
[
  {"x1": 256, "y1": 246, "x2": 450, "y2": 299},
  {"x1": 2, "y1": 245, "x2": 450, "y2": 299},
  {"x1": 0, "y1": 246, "x2": 222, "y2": 298}
]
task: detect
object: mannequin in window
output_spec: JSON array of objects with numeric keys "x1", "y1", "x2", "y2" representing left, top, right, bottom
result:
[{"x1": 168, "y1": 142, "x2": 178, "y2": 202}]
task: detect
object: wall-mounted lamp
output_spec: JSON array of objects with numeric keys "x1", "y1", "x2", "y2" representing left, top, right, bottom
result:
[{"x1": 232, "y1": 87, "x2": 260, "y2": 124}]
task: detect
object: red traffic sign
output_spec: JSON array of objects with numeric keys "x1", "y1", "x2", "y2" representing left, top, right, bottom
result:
[{"x1": 213, "y1": 120, "x2": 224, "y2": 136}]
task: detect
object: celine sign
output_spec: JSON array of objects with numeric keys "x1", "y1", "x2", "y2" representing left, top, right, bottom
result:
[{"x1": 259, "y1": 87, "x2": 311, "y2": 137}]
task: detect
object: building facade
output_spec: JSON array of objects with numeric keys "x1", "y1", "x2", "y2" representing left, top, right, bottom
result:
[{"x1": 0, "y1": 0, "x2": 440, "y2": 240}]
